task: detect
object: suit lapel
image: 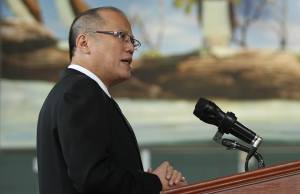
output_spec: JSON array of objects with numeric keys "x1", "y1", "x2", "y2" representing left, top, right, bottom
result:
[
  {"x1": 110, "y1": 98, "x2": 144, "y2": 170},
  {"x1": 110, "y1": 98, "x2": 139, "y2": 143}
]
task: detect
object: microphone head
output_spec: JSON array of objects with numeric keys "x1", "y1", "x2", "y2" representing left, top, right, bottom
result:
[
  {"x1": 193, "y1": 98, "x2": 224, "y2": 126},
  {"x1": 193, "y1": 98, "x2": 260, "y2": 145}
]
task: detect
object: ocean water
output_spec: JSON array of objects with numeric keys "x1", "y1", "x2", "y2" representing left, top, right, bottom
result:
[{"x1": 1, "y1": 79, "x2": 300, "y2": 148}]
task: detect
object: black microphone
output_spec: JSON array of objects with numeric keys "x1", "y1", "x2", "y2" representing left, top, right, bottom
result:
[{"x1": 193, "y1": 98, "x2": 262, "y2": 148}]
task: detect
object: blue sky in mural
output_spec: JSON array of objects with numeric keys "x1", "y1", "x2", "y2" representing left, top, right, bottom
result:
[{"x1": 1, "y1": 0, "x2": 300, "y2": 56}]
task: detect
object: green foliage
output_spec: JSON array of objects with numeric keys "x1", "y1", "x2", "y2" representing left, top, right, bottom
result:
[
  {"x1": 173, "y1": 0, "x2": 197, "y2": 14},
  {"x1": 233, "y1": 0, "x2": 242, "y2": 5},
  {"x1": 140, "y1": 50, "x2": 164, "y2": 59},
  {"x1": 173, "y1": 0, "x2": 184, "y2": 8},
  {"x1": 297, "y1": 54, "x2": 300, "y2": 62}
]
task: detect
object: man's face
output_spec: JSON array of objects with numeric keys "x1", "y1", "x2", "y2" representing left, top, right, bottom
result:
[{"x1": 88, "y1": 10, "x2": 135, "y2": 87}]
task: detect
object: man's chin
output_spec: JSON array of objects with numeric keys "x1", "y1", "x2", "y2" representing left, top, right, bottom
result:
[
  {"x1": 112, "y1": 72, "x2": 132, "y2": 86},
  {"x1": 121, "y1": 69, "x2": 132, "y2": 79},
  {"x1": 123, "y1": 73, "x2": 132, "y2": 81}
]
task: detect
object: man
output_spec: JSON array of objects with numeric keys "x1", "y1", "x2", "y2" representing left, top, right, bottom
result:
[{"x1": 37, "y1": 6, "x2": 186, "y2": 194}]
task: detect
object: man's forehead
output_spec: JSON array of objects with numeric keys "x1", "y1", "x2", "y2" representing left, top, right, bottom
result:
[{"x1": 98, "y1": 10, "x2": 131, "y2": 30}]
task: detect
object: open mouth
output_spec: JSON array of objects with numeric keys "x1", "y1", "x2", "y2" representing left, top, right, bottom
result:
[{"x1": 121, "y1": 58, "x2": 132, "y2": 65}]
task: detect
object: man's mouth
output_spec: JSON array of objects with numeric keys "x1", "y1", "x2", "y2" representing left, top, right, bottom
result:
[{"x1": 120, "y1": 58, "x2": 132, "y2": 65}]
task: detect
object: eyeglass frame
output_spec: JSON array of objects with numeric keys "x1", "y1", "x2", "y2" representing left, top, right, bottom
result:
[{"x1": 92, "y1": 31, "x2": 141, "y2": 50}]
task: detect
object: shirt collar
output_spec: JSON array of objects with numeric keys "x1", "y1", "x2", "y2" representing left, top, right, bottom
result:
[{"x1": 68, "y1": 64, "x2": 111, "y2": 98}]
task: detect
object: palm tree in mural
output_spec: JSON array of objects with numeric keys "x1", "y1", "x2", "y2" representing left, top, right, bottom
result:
[
  {"x1": 173, "y1": 0, "x2": 287, "y2": 50},
  {"x1": 173, "y1": 0, "x2": 236, "y2": 51},
  {"x1": 3, "y1": 0, "x2": 43, "y2": 23},
  {"x1": 235, "y1": 0, "x2": 269, "y2": 47},
  {"x1": 129, "y1": 0, "x2": 166, "y2": 58},
  {"x1": 1, "y1": 0, "x2": 90, "y2": 81},
  {"x1": 267, "y1": 0, "x2": 288, "y2": 50},
  {"x1": 235, "y1": 0, "x2": 288, "y2": 49}
]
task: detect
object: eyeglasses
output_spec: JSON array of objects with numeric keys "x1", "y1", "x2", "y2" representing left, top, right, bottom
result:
[{"x1": 93, "y1": 31, "x2": 141, "y2": 50}]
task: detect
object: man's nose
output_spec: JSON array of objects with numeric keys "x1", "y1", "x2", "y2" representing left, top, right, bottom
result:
[{"x1": 124, "y1": 40, "x2": 134, "y2": 54}]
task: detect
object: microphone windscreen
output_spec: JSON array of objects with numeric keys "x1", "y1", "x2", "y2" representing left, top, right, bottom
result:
[
  {"x1": 193, "y1": 98, "x2": 223, "y2": 126},
  {"x1": 193, "y1": 98, "x2": 211, "y2": 118}
]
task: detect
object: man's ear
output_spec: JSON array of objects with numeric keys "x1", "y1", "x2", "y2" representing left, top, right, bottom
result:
[{"x1": 75, "y1": 34, "x2": 90, "y2": 54}]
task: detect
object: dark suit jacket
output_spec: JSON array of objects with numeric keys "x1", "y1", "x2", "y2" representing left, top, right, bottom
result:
[{"x1": 37, "y1": 68, "x2": 162, "y2": 194}]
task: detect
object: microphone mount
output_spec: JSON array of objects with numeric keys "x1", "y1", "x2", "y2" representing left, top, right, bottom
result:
[
  {"x1": 211, "y1": 111, "x2": 264, "y2": 172},
  {"x1": 214, "y1": 135, "x2": 265, "y2": 171},
  {"x1": 215, "y1": 111, "x2": 263, "y2": 149}
]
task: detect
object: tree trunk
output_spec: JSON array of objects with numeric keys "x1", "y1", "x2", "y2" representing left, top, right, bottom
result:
[{"x1": 279, "y1": 0, "x2": 288, "y2": 50}]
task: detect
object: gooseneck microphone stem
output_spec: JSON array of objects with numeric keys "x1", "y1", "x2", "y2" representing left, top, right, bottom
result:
[{"x1": 221, "y1": 138, "x2": 265, "y2": 171}]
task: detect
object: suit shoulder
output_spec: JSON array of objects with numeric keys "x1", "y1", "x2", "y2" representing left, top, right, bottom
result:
[{"x1": 61, "y1": 74, "x2": 105, "y2": 98}]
